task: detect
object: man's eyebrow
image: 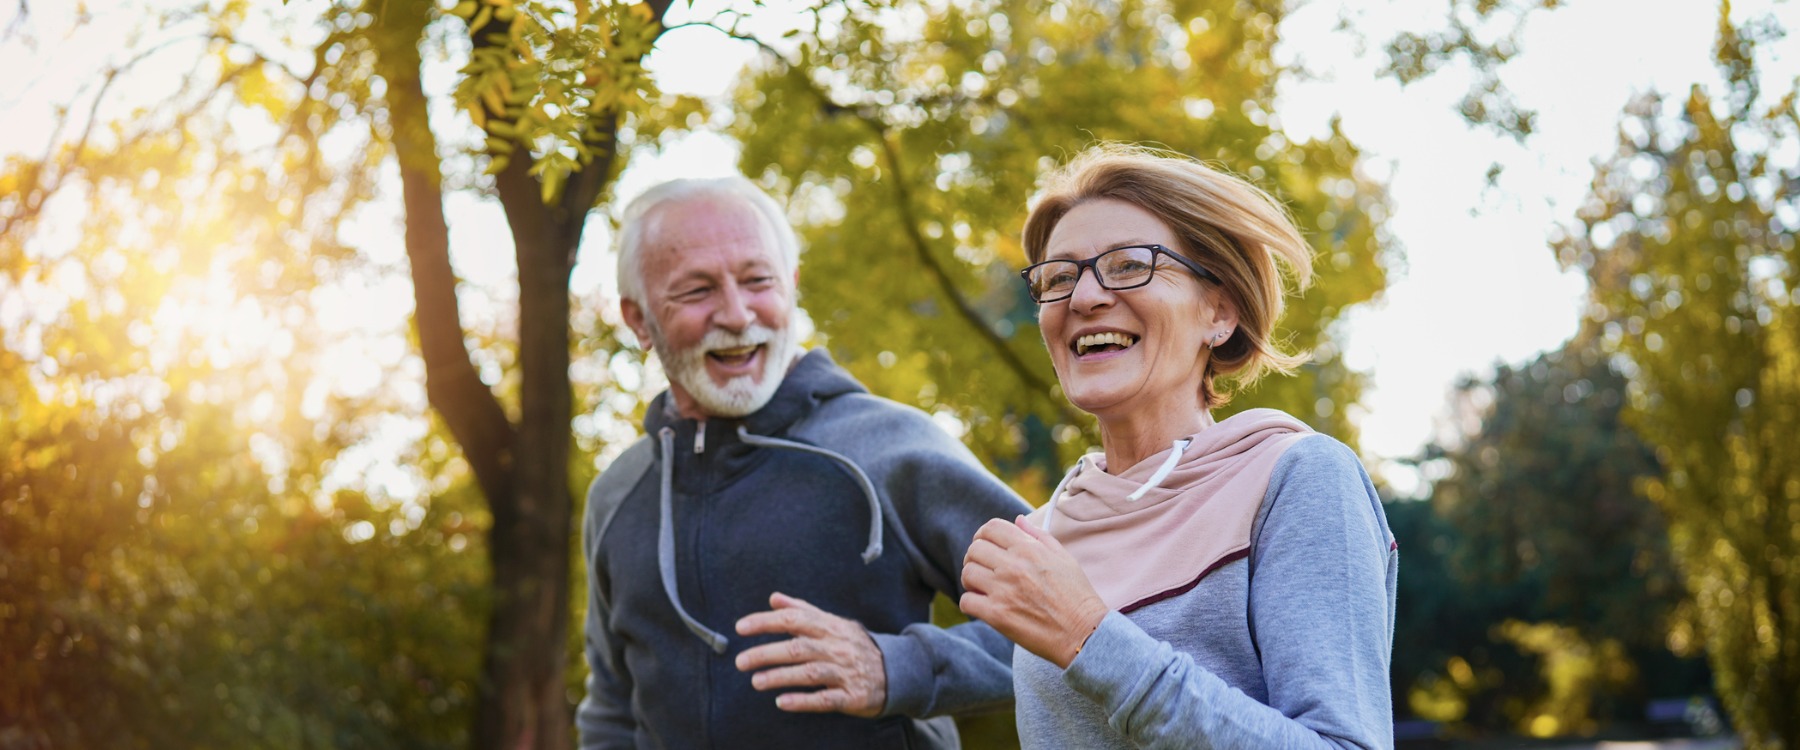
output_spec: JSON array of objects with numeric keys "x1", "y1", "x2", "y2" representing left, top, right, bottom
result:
[{"x1": 664, "y1": 268, "x2": 717, "y2": 289}]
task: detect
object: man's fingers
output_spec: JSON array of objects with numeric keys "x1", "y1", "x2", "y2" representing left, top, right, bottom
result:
[
  {"x1": 736, "y1": 605, "x2": 834, "y2": 638},
  {"x1": 748, "y1": 660, "x2": 837, "y2": 692},
  {"x1": 774, "y1": 687, "x2": 853, "y2": 713},
  {"x1": 768, "y1": 591, "x2": 821, "y2": 613},
  {"x1": 771, "y1": 686, "x2": 882, "y2": 717},
  {"x1": 735, "y1": 637, "x2": 813, "y2": 672}
]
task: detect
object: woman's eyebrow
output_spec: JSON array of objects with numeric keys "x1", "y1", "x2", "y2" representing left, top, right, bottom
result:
[{"x1": 1046, "y1": 239, "x2": 1159, "y2": 259}]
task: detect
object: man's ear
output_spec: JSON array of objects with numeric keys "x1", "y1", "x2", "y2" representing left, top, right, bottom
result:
[{"x1": 621, "y1": 298, "x2": 653, "y2": 351}]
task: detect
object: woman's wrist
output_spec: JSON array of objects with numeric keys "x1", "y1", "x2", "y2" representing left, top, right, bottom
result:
[{"x1": 1059, "y1": 604, "x2": 1109, "y2": 669}]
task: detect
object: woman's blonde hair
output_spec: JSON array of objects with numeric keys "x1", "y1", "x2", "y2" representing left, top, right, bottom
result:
[{"x1": 1022, "y1": 144, "x2": 1313, "y2": 408}]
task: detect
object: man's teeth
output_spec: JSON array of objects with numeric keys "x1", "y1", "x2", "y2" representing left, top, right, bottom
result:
[
  {"x1": 711, "y1": 344, "x2": 761, "y2": 358},
  {"x1": 1074, "y1": 332, "x2": 1139, "y2": 355}
]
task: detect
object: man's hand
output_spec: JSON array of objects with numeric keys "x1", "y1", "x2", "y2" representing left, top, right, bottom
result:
[{"x1": 734, "y1": 592, "x2": 888, "y2": 717}]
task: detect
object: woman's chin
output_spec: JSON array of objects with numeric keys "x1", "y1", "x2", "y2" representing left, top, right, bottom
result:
[{"x1": 1062, "y1": 388, "x2": 1132, "y2": 419}]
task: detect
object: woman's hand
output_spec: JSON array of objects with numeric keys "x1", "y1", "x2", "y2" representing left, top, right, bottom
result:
[{"x1": 959, "y1": 515, "x2": 1109, "y2": 669}]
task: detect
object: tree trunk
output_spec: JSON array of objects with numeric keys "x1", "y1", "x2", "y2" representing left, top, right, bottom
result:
[
  {"x1": 369, "y1": 1, "x2": 673, "y2": 746},
  {"x1": 471, "y1": 149, "x2": 581, "y2": 750}
]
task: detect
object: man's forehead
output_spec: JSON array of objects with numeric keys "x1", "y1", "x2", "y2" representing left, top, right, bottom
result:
[{"x1": 644, "y1": 196, "x2": 775, "y2": 257}]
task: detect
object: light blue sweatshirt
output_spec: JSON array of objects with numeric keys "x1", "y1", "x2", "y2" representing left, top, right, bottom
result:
[{"x1": 1014, "y1": 435, "x2": 1398, "y2": 749}]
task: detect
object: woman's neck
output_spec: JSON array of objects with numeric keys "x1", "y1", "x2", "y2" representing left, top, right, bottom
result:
[{"x1": 1096, "y1": 407, "x2": 1214, "y2": 472}]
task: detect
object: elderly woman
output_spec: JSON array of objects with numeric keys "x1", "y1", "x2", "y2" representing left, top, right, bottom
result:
[{"x1": 959, "y1": 146, "x2": 1397, "y2": 749}]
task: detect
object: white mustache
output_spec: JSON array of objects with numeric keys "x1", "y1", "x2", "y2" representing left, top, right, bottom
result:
[{"x1": 699, "y1": 325, "x2": 775, "y2": 353}]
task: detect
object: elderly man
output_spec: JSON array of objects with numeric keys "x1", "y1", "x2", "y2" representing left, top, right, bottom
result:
[{"x1": 577, "y1": 176, "x2": 1030, "y2": 749}]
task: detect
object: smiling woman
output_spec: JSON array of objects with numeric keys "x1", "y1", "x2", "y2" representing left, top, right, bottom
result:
[{"x1": 959, "y1": 144, "x2": 1400, "y2": 749}]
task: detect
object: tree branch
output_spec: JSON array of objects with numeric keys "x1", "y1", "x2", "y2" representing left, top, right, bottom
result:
[
  {"x1": 553, "y1": 0, "x2": 675, "y2": 233},
  {"x1": 734, "y1": 55, "x2": 1077, "y2": 423},
  {"x1": 0, "y1": 34, "x2": 251, "y2": 245},
  {"x1": 374, "y1": 1, "x2": 517, "y2": 506},
  {"x1": 863, "y1": 126, "x2": 1083, "y2": 426},
  {"x1": 2, "y1": 0, "x2": 26, "y2": 45}
]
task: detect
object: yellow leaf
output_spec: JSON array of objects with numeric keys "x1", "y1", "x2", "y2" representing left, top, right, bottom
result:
[
  {"x1": 495, "y1": 73, "x2": 514, "y2": 109},
  {"x1": 481, "y1": 85, "x2": 505, "y2": 117},
  {"x1": 485, "y1": 155, "x2": 510, "y2": 175}
]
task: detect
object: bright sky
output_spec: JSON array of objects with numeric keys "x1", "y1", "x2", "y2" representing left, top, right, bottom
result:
[{"x1": 5, "y1": 0, "x2": 1794, "y2": 496}]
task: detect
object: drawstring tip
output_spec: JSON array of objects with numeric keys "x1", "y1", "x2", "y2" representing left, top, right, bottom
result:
[
  {"x1": 860, "y1": 542, "x2": 882, "y2": 564},
  {"x1": 705, "y1": 634, "x2": 728, "y2": 654}
]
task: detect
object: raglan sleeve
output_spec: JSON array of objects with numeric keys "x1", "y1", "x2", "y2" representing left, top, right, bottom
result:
[
  {"x1": 575, "y1": 460, "x2": 643, "y2": 750},
  {"x1": 864, "y1": 414, "x2": 1037, "y2": 718}
]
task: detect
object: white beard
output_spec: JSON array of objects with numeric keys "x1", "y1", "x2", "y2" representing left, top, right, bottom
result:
[{"x1": 653, "y1": 322, "x2": 797, "y2": 418}]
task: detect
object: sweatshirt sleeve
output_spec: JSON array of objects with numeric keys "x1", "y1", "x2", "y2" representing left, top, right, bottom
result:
[
  {"x1": 862, "y1": 412, "x2": 1035, "y2": 718},
  {"x1": 576, "y1": 459, "x2": 645, "y2": 750},
  {"x1": 1061, "y1": 436, "x2": 1397, "y2": 749}
]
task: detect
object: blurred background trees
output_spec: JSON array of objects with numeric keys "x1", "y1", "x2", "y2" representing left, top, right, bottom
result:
[
  {"x1": 1392, "y1": 330, "x2": 1711, "y2": 737},
  {"x1": 2, "y1": 0, "x2": 1795, "y2": 748},
  {"x1": 0, "y1": 0, "x2": 676, "y2": 745},
  {"x1": 0, "y1": 3, "x2": 491, "y2": 740},
  {"x1": 1547, "y1": 7, "x2": 1800, "y2": 745}
]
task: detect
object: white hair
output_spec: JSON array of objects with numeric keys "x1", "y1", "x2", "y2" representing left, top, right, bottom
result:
[{"x1": 615, "y1": 176, "x2": 801, "y2": 305}]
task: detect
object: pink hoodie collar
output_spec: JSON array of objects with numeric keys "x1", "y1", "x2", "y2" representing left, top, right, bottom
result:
[{"x1": 1030, "y1": 408, "x2": 1313, "y2": 612}]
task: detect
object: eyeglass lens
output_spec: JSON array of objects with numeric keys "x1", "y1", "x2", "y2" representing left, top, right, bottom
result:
[{"x1": 1027, "y1": 246, "x2": 1159, "y2": 300}]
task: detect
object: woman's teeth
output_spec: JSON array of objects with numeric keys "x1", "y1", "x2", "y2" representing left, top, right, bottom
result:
[{"x1": 1075, "y1": 332, "x2": 1138, "y2": 355}]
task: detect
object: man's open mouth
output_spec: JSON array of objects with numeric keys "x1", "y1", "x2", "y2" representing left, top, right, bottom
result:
[{"x1": 708, "y1": 344, "x2": 764, "y2": 366}]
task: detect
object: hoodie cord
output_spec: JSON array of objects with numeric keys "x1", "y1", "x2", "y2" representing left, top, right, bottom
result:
[
  {"x1": 657, "y1": 427, "x2": 731, "y2": 654},
  {"x1": 1126, "y1": 438, "x2": 1193, "y2": 502},
  {"x1": 1043, "y1": 437, "x2": 1195, "y2": 532},
  {"x1": 736, "y1": 426, "x2": 884, "y2": 564},
  {"x1": 1040, "y1": 457, "x2": 1084, "y2": 535}
]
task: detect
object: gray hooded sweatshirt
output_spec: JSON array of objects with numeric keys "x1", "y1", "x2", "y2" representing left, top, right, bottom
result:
[{"x1": 577, "y1": 349, "x2": 1030, "y2": 749}]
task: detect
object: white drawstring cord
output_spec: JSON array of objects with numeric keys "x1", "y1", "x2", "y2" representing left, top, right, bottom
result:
[
  {"x1": 1125, "y1": 438, "x2": 1192, "y2": 502},
  {"x1": 1040, "y1": 457, "x2": 1084, "y2": 534}
]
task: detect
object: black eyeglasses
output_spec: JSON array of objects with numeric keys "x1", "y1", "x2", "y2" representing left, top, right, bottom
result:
[{"x1": 1019, "y1": 245, "x2": 1219, "y2": 303}]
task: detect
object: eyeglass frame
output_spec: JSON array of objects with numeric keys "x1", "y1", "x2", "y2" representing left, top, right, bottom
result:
[{"x1": 1018, "y1": 244, "x2": 1221, "y2": 304}]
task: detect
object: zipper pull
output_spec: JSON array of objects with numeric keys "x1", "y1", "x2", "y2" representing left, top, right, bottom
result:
[{"x1": 694, "y1": 420, "x2": 706, "y2": 454}]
